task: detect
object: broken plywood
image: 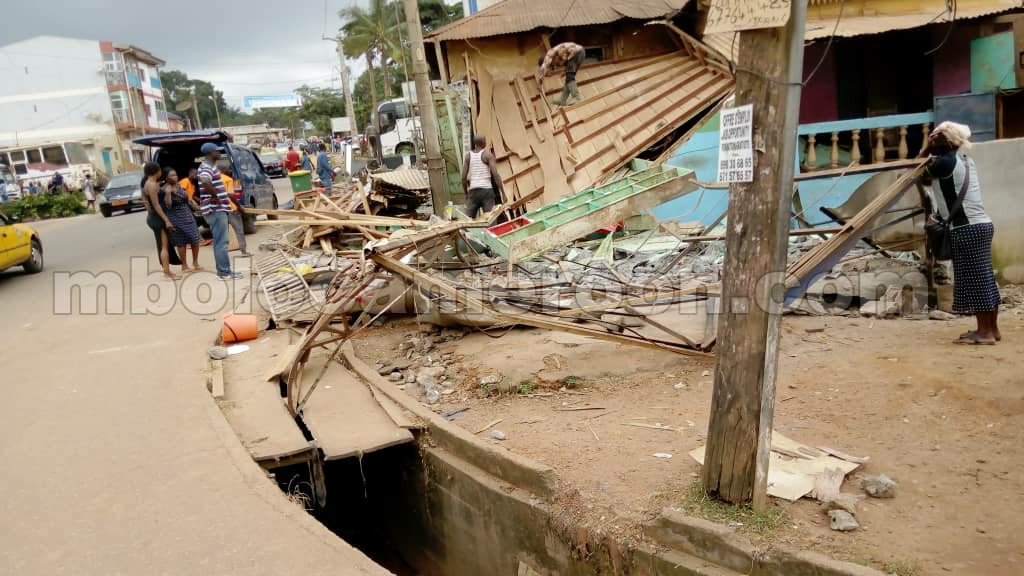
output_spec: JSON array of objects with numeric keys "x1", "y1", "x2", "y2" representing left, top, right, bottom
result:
[
  {"x1": 300, "y1": 355, "x2": 414, "y2": 461},
  {"x1": 220, "y1": 330, "x2": 314, "y2": 465},
  {"x1": 481, "y1": 50, "x2": 732, "y2": 210},
  {"x1": 689, "y1": 431, "x2": 861, "y2": 501}
]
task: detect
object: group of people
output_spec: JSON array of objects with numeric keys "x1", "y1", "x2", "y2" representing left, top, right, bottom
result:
[{"x1": 141, "y1": 143, "x2": 245, "y2": 281}]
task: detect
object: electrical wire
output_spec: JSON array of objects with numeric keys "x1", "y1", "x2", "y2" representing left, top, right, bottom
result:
[
  {"x1": 803, "y1": 0, "x2": 846, "y2": 85},
  {"x1": 924, "y1": 0, "x2": 958, "y2": 56}
]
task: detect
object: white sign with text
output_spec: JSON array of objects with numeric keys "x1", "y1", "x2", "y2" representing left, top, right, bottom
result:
[{"x1": 717, "y1": 104, "x2": 754, "y2": 183}]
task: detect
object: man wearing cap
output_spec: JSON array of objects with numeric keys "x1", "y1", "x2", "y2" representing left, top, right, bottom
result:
[{"x1": 197, "y1": 143, "x2": 241, "y2": 279}]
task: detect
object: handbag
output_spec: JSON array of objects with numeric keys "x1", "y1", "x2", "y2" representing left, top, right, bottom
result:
[{"x1": 924, "y1": 155, "x2": 970, "y2": 261}]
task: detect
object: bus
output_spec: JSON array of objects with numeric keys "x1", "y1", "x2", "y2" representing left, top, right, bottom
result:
[
  {"x1": 373, "y1": 98, "x2": 419, "y2": 157},
  {"x1": 0, "y1": 141, "x2": 95, "y2": 191}
]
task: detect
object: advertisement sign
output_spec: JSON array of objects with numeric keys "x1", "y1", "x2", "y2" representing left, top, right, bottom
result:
[
  {"x1": 330, "y1": 117, "x2": 352, "y2": 134},
  {"x1": 717, "y1": 104, "x2": 754, "y2": 183},
  {"x1": 242, "y1": 94, "x2": 302, "y2": 109}
]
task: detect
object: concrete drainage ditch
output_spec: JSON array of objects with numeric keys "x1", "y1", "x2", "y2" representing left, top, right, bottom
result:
[{"x1": 214, "y1": 336, "x2": 886, "y2": 576}]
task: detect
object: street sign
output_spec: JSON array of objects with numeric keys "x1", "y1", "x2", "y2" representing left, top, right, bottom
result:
[
  {"x1": 717, "y1": 104, "x2": 753, "y2": 183},
  {"x1": 705, "y1": 0, "x2": 792, "y2": 34},
  {"x1": 242, "y1": 94, "x2": 302, "y2": 110}
]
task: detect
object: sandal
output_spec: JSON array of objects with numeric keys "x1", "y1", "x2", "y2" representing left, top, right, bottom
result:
[
  {"x1": 953, "y1": 333, "x2": 996, "y2": 345},
  {"x1": 958, "y1": 331, "x2": 1002, "y2": 342}
]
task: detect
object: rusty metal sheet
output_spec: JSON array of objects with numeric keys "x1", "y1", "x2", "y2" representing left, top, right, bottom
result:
[{"x1": 370, "y1": 168, "x2": 430, "y2": 191}]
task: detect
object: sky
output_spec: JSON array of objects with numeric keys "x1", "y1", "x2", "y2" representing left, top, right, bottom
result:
[{"x1": 3, "y1": 0, "x2": 434, "y2": 109}]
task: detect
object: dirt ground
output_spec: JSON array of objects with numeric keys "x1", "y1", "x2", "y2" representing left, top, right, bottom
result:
[{"x1": 352, "y1": 306, "x2": 1024, "y2": 576}]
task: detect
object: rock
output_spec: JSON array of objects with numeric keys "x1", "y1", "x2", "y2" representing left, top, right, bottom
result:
[
  {"x1": 479, "y1": 374, "x2": 502, "y2": 386},
  {"x1": 404, "y1": 371, "x2": 417, "y2": 384},
  {"x1": 377, "y1": 365, "x2": 393, "y2": 376},
  {"x1": 398, "y1": 340, "x2": 414, "y2": 352},
  {"x1": 859, "y1": 300, "x2": 899, "y2": 318},
  {"x1": 828, "y1": 509, "x2": 859, "y2": 531},
  {"x1": 418, "y1": 323, "x2": 441, "y2": 334},
  {"x1": 391, "y1": 358, "x2": 413, "y2": 370},
  {"x1": 412, "y1": 336, "x2": 435, "y2": 354},
  {"x1": 928, "y1": 309, "x2": 957, "y2": 321},
  {"x1": 701, "y1": 370, "x2": 711, "y2": 377},
  {"x1": 388, "y1": 372, "x2": 403, "y2": 382},
  {"x1": 861, "y1": 474, "x2": 897, "y2": 498},
  {"x1": 490, "y1": 430, "x2": 507, "y2": 441},
  {"x1": 826, "y1": 493, "x2": 861, "y2": 515},
  {"x1": 425, "y1": 388, "x2": 441, "y2": 405},
  {"x1": 208, "y1": 346, "x2": 228, "y2": 360}
]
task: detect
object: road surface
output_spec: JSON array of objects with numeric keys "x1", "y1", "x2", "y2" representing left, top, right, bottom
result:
[{"x1": 0, "y1": 180, "x2": 386, "y2": 575}]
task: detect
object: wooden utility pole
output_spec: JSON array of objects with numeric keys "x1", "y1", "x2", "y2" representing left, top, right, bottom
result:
[
  {"x1": 404, "y1": 0, "x2": 448, "y2": 215},
  {"x1": 702, "y1": 1, "x2": 807, "y2": 509}
]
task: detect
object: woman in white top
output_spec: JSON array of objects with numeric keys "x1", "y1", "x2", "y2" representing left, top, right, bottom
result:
[{"x1": 922, "y1": 122, "x2": 1001, "y2": 345}]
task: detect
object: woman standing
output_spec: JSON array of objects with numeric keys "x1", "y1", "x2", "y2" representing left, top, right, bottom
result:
[
  {"x1": 924, "y1": 122, "x2": 1001, "y2": 344},
  {"x1": 141, "y1": 162, "x2": 178, "y2": 280},
  {"x1": 162, "y1": 168, "x2": 203, "y2": 272}
]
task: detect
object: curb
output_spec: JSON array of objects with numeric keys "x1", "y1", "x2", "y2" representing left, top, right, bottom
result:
[{"x1": 645, "y1": 509, "x2": 885, "y2": 576}]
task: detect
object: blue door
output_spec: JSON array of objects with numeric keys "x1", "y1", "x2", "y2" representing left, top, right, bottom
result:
[{"x1": 102, "y1": 150, "x2": 112, "y2": 173}]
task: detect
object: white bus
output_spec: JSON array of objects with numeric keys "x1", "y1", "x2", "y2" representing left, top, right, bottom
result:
[
  {"x1": 0, "y1": 141, "x2": 95, "y2": 191},
  {"x1": 374, "y1": 98, "x2": 419, "y2": 156}
]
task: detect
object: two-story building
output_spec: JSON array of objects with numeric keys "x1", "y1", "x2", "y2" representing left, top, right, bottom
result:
[{"x1": 0, "y1": 35, "x2": 168, "y2": 183}]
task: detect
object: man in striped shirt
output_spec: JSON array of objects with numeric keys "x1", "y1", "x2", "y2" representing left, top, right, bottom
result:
[{"x1": 198, "y1": 142, "x2": 241, "y2": 279}]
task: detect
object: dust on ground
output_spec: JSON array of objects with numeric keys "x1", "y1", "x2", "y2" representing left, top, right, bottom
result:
[{"x1": 351, "y1": 308, "x2": 1024, "y2": 576}]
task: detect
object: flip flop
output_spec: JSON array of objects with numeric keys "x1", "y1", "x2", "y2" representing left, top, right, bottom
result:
[
  {"x1": 958, "y1": 330, "x2": 1002, "y2": 342},
  {"x1": 953, "y1": 333, "x2": 996, "y2": 345}
]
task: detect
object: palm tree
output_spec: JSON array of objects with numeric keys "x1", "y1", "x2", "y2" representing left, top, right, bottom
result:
[{"x1": 340, "y1": 0, "x2": 404, "y2": 103}]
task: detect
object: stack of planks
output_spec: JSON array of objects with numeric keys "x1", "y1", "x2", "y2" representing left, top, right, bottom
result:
[{"x1": 471, "y1": 50, "x2": 734, "y2": 213}]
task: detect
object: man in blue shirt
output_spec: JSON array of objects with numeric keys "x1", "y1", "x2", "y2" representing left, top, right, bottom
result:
[
  {"x1": 315, "y1": 143, "x2": 332, "y2": 188},
  {"x1": 197, "y1": 142, "x2": 241, "y2": 279}
]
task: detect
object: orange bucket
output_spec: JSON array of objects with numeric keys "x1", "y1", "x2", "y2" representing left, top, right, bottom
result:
[{"x1": 222, "y1": 313, "x2": 259, "y2": 343}]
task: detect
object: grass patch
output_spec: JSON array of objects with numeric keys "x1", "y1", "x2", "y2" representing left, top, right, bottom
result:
[
  {"x1": 516, "y1": 381, "x2": 537, "y2": 395},
  {"x1": 682, "y1": 479, "x2": 787, "y2": 537},
  {"x1": 882, "y1": 560, "x2": 921, "y2": 576}
]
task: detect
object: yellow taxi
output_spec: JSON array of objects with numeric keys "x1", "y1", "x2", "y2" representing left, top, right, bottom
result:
[{"x1": 0, "y1": 212, "x2": 43, "y2": 274}]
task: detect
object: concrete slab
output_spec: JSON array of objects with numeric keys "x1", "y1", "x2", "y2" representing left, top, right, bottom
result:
[
  {"x1": 221, "y1": 329, "x2": 314, "y2": 465},
  {"x1": 300, "y1": 353, "x2": 413, "y2": 461}
]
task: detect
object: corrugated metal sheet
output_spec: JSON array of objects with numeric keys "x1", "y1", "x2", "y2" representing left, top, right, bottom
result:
[
  {"x1": 428, "y1": 0, "x2": 689, "y2": 41},
  {"x1": 371, "y1": 168, "x2": 430, "y2": 191},
  {"x1": 704, "y1": 1, "x2": 1022, "y2": 61},
  {"x1": 805, "y1": 2, "x2": 1022, "y2": 39}
]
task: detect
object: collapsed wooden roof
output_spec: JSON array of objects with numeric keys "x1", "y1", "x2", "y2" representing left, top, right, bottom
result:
[{"x1": 475, "y1": 47, "x2": 733, "y2": 211}]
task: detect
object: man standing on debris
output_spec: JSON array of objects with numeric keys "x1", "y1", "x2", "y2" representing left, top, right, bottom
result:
[
  {"x1": 537, "y1": 42, "x2": 585, "y2": 106},
  {"x1": 462, "y1": 134, "x2": 504, "y2": 219},
  {"x1": 197, "y1": 143, "x2": 241, "y2": 280}
]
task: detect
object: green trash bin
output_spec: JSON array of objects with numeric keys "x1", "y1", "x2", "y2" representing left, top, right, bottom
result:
[{"x1": 288, "y1": 170, "x2": 312, "y2": 194}]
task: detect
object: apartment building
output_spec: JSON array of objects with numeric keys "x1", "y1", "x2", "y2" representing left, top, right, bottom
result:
[{"x1": 0, "y1": 35, "x2": 168, "y2": 179}]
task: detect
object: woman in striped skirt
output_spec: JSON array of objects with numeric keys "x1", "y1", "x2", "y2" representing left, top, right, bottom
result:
[{"x1": 923, "y1": 122, "x2": 1001, "y2": 345}]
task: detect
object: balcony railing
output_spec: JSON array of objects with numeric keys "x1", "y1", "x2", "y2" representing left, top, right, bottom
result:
[
  {"x1": 798, "y1": 112, "x2": 935, "y2": 172},
  {"x1": 105, "y1": 70, "x2": 124, "y2": 87},
  {"x1": 112, "y1": 108, "x2": 132, "y2": 125}
]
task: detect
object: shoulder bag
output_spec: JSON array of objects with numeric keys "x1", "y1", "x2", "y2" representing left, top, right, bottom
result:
[{"x1": 924, "y1": 155, "x2": 970, "y2": 261}]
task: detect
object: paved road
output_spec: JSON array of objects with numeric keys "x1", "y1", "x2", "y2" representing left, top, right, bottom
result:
[{"x1": 0, "y1": 180, "x2": 386, "y2": 575}]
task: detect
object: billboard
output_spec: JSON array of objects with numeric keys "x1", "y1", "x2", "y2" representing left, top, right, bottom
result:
[
  {"x1": 330, "y1": 116, "x2": 352, "y2": 134},
  {"x1": 242, "y1": 94, "x2": 302, "y2": 109}
]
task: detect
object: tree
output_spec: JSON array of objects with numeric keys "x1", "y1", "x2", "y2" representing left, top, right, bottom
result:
[
  {"x1": 294, "y1": 85, "x2": 347, "y2": 135},
  {"x1": 159, "y1": 69, "x2": 247, "y2": 129},
  {"x1": 340, "y1": 0, "x2": 401, "y2": 104}
]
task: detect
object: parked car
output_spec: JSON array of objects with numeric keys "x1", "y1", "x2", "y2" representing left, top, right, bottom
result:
[
  {"x1": 134, "y1": 131, "x2": 278, "y2": 234},
  {"x1": 97, "y1": 171, "x2": 145, "y2": 217},
  {"x1": 259, "y1": 153, "x2": 286, "y2": 178},
  {"x1": 0, "y1": 211, "x2": 43, "y2": 274},
  {"x1": 1, "y1": 164, "x2": 20, "y2": 202}
]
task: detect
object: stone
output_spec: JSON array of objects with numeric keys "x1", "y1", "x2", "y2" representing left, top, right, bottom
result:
[
  {"x1": 859, "y1": 300, "x2": 899, "y2": 318},
  {"x1": 208, "y1": 346, "x2": 228, "y2": 360},
  {"x1": 828, "y1": 510, "x2": 859, "y2": 532},
  {"x1": 490, "y1": 430, "x2": 507, "y2": 441},
  {"x1": 928, "y1": 309, "x2": 957, "y2": 321},
  {"x1": 861, "y1": 474, "x2": 897, "y2": 498},
  {"x1": 479, "y1": 374, "x2": 502, "y2": 386},
  {"x1": 377, "y1": 365, "x2": 393, "y2": 376},
  {"x1": 404, "y1": 371, "x2": 417, "y2": 384},
  {"x1": 418, "y1": 323, "x2": 441, "y2": 334},
  {"x1": 425, "y1": 388, "x2": 441, "y2": 405},
  {"x1": 391, "y1": 358, "x2": 413, "y2": 370},
  {"x1": 413, "y1": 336, "x2": 435, "y2": 354},
  {"x1": 826, "y1": 493, "x2": 861, "y2": 515},
  {"x1": 388, "y1": 372, "x2": 403, "y2": 382}
]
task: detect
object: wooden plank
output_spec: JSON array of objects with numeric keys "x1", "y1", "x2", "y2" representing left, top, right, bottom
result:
[
  {"x1": 221, "y1": 330, "x2": 314, "y2": 463},
  {"x1": 300, "y1": 355, "x2": 413, "y2": 461},
  {"x1": 209, "y1": 359, "x2": 225, "y2": 400},
  {"x1": 493, "y1": 80, "x2": 533, "y2": 158},
  {"x1": 514, "y1": 76, "x2": 545, "y2": 144}
]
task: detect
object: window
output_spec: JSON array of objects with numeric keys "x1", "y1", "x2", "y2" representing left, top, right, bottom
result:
[
  {"x1": 64, "y1": 142, "x2": 90, "y2": 164},
  {"x1": 42, "y1": 146, "x2": 68, "y2": 167},
  {"x1": 25, "y1": 149, "x2": 42, "y2": 165},
  {"x1": 103, "y1": 52, "x2": 122, "y2": 71},
  {"x1": 109, "y1": 91, "x2": 127, "y2": 109}
]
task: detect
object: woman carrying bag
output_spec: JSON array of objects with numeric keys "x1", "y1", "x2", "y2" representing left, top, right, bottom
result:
[{"x1": 921, "y1": 122, "x2": 1001, "y2": 345}]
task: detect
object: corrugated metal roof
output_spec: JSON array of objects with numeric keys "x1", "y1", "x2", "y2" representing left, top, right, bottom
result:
[
  {"x1": 704, "y1": 1, "x2": 1022, "y2": 61},
  {"x1": 428, "y1": 0, "x2": 690, "y2": 41},
  {"x1": 805, "y1": 1, "x2": 1022, "y2": 39},
  {"x1": 371, "y1": 168, "x2": 430, "y2": 191}
]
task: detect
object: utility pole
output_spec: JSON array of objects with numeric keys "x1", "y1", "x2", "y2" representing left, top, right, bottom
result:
[
  {"x1": 404, "y1": 0, "x2": 448, "y2": 214},
  {"x1": 335, "y1": 40, "x2": 357, "y2": 135},
  {"x1": 213, "y1": 92, "x2": 223, "y2": 129},
  {"x1": 702, "y1": 0, "x2": 807, "y2": 510}
]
